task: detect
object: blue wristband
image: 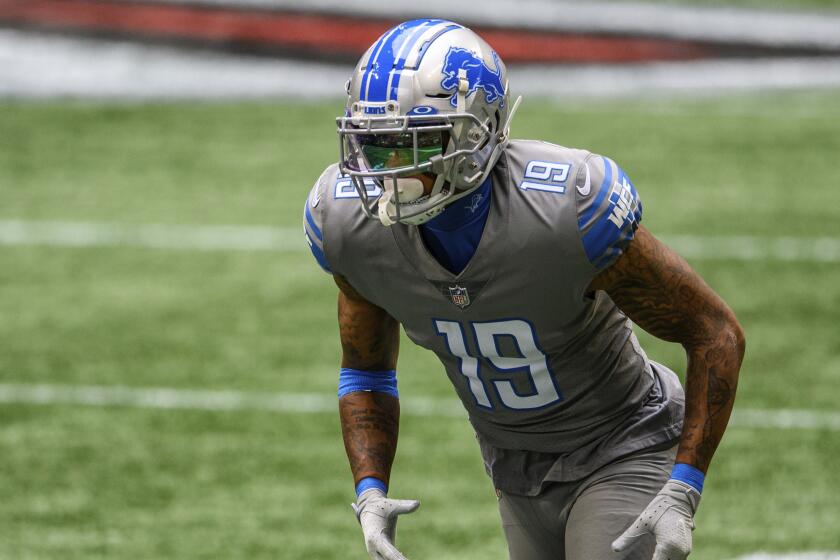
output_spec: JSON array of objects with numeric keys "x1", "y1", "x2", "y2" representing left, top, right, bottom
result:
[
  {"x1": 670, "y1": 463, "x2": 705, "y2": 493},
  {"x1": 355, "y1": 477, "x2": 388, "y2": 497},
  {"x1": 338, "y1": 368, "x2": 398, "y2": 398}
]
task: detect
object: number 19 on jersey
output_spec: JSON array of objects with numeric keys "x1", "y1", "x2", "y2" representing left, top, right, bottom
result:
[{"x1": 434, "y1": 319, "x2": 563, "y2": 411}]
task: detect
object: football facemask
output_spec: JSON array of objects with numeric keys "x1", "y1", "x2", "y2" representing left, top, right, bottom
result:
[{"x1": 338, "y1": 112, "x2": 493, "y2": 226}]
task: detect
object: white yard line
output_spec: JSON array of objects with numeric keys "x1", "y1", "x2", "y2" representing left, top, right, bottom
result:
[
  {"x1": 0, "y1": 220, "x2": 301, "y2": 252},
  {"x1": 1, "y1": 383, "x2": 839, "y2": 431},
  {"x1": 662, "y1": 234, "x2": 840, "y2": 263},
  {"x1": 733, "y1": 554, "x2": 840, "y2": 560},
  {"x1": 0, "y1": 384, "x2": 836, "y2": 560},
  {"x1": 1, "y1": 219, "x2": 839, "y2": 263},
  {"x1": 0, "y1": 383, "x2": 465, "y2": 417}
]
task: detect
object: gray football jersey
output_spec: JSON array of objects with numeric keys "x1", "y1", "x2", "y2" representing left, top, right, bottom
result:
[{"x1": 304, "y1": 140, "x2": 684, "y2": 494}]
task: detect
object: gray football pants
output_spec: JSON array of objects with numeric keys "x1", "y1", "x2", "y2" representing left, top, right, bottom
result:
[{"x1": 498, "y1": 444, "x2": 677, "y2": 560}]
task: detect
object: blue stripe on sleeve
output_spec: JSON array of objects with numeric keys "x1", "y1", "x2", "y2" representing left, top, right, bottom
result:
[
  {"x1": 305, "y1": 230, "x2": 332, "y2": 273},
  {"x1": 304, "y1": 203, "x2": 322, "y2": 242},
  {"x1": 617, "y1": 166, "x2": 642, "y2": 217},
  {"x1": 338, "y1": 368, "x2": 399, "y2": 398},
  {"x1": 578, "y1": 156, "x2": 613, "y2": 230},
  {"x1": 582, "y1": 213, "x2": 631, "y2": 265},
  {"x1": 591, "y1": 244, "x2": 623, "y2": 270},
  {"x1": 580, "y1": 162, "x2": 642, "y2": 269}
]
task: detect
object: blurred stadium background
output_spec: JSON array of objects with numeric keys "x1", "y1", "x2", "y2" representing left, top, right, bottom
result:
[{"x1": 1, "y1": 1, "x2": 839, "y2": 558}]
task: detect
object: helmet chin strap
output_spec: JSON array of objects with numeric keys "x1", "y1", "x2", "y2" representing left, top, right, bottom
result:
[
  {"x1": 465, "y1": 95, "x2": 524, "y2": 190},
  {"x1": 502, "y1": 95, "x2": 523, "y2": 141},
  {"x1": 377, "y1": 177, "x2": 425, "y2": 226}
]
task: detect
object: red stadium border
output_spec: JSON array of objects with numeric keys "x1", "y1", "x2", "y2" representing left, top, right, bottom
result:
[{"x1": 0, "y1": 0, "x2": 743, "y2": 63}]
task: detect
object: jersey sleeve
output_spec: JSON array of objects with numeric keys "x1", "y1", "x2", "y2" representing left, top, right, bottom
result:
[
  {"x1": 574, "y1": 154, "x2": 643, "y2": 271},
  {"x1": 303, "y1": 169, "x2": 333, "y2": 274}
]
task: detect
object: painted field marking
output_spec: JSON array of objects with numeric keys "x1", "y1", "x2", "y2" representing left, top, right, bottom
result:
[
  {"x1": 1, "y1": 383, "x2": 840, "y2": 431},
  {"x1": 664, "y1": 234, "x2": 840, "y2": 263},
  {"x1": 2, "y1": 220, "x2": 840, "y2": 263},
  {"x1": 0, "y1": 220, "x2": 300, "y2": 252},
  {"x1": 0, "y1": 383, "x2": 464, "y2": 417},
  {"x1": 733, "y1": 554, "x2": 840, "y2": 560}
]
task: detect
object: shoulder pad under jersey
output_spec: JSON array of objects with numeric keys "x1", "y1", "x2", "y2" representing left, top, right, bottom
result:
[{"x1": 303, "y1": 165, "x2": 335, "y2": 274}]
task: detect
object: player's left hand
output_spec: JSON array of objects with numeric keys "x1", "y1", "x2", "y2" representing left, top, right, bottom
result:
[
  {"x1": 611, "y1": 480, "x2": 701, "y2": 560},
  {"x1": 352, "y1": 488, "x2": 420, "y2": 560}
]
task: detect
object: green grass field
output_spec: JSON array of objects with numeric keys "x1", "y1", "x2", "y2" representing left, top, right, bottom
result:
[{"x1": 2, "y1": 90, "x2": 840, "y2": 559}]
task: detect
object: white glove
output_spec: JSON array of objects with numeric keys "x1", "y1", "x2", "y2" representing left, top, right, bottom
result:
[
  {"x1": 612, "y1": 480, "x2": 701, "y2": 560},
  {"x1": 352, "y1": 488, "x2": 420, "y2": 560}
]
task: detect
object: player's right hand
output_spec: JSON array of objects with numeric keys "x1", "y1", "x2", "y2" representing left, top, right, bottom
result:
[{"x1": 352, "y1": 488, "x2": 420, "y2": 560}]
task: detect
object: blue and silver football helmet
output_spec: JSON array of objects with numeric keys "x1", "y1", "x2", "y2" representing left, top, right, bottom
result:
[{"x1": 337, "y1": 19, "x2": 522, "y2": 226}]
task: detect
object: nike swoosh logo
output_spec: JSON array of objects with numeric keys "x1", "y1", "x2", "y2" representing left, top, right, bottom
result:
[{"x1": 577, "y1": 164, "x2": 591, "y2": 196}]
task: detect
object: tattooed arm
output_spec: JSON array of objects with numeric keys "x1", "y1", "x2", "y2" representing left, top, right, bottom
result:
[
  {"x1": 589, "y1": 225, "x2": 745, "y2": 473},
  {"x1": 334, "y1": 274, "x2": 401, "y2": 486}
]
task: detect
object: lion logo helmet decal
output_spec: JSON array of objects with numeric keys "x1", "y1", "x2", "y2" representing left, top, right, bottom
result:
[{"x1": 440, "y1": 47, "x2": 506, "y2": 108}]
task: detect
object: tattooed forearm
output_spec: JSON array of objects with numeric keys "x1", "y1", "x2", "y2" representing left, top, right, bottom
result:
[
  {"x1": 590, "y1": 226, "x2": 746, "y2": 472},
  {"x1": 335, "y1": 275, "x2": 400, "y2": 371},
  {"x1": 334, "y1": 275, "x2": 402, "y2": 484},
  {"x1": 340, "y1": 391, "x2": 400, "y2": 484},
  {"x1": 678, "y1": 329, "x2": 743, "y2": 471}
]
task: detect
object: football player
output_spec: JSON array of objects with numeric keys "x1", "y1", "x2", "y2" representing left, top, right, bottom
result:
[{"x1": 303, "y1": 19, "x2": 745, "y2": 560}]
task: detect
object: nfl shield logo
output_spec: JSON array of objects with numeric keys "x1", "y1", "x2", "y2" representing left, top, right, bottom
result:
[{"x1": 448, "y1": 285, "x2": 470, "y2": 309}]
